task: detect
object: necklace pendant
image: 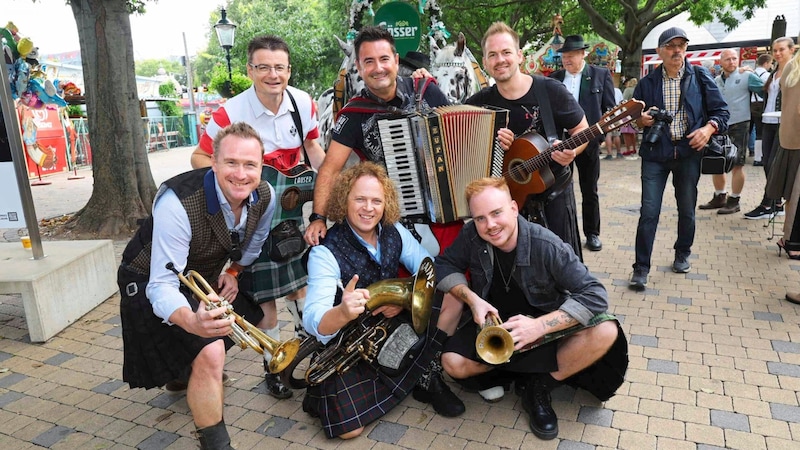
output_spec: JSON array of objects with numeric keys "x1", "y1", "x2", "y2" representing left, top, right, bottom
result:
[{"x1": 505, "y1": 286, "x2": 510, "y2": 293}]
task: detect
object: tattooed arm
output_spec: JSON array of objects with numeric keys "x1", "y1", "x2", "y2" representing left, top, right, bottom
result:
[
  {"x1": 502, "y1": 309, "x2": 579, "y2": 352},
  {"x1": 449, "y1": 284, "x2": 499, "y2": 327}
]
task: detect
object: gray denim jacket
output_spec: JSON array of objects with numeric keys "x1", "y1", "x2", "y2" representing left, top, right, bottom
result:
[{"x1": 436, "y1": 216, "x2": 608, "y2": 326}]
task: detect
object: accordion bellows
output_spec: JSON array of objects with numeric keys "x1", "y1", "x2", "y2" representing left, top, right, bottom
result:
[{"x1": 378, "y1": 105, "x2": 509, "y2": 223}]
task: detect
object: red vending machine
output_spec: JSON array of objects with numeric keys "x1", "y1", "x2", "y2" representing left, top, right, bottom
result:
[{"x1": 18, "y1": 105, "x2": 68, "y2": 178}]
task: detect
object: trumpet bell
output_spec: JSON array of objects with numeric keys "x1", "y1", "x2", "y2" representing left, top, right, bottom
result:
[
  {"x1": 475, "y1": 314, "x2": 514, "y2": 365},
  {"x1": 266, "y1": 338, "x2": 302, "y2": 374}
]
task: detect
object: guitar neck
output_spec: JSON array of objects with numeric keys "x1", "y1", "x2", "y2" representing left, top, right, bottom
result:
[{"x1": 531, "y1": 123, "x2": 604, "y2": 170}]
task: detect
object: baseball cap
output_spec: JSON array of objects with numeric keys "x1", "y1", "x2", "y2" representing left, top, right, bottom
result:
[{"x1": 658, "y1": 27, "x2": 689, "y2": 47}]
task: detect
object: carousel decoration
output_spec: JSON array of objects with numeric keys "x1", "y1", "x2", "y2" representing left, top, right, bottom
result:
[{"x1": 521, "y1": 14, "x2": 565, "y2": 76}]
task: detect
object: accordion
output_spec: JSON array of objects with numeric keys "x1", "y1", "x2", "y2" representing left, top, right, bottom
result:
[{"x1": 378, "y1": 105, "x2": 508, "y2": 223}]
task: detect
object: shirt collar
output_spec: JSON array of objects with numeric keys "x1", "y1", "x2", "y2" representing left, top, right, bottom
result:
[{"x1": 247, "y1": 85, "x2": 293, "y2": 118}]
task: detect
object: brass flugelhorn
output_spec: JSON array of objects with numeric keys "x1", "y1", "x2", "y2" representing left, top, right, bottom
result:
[
  {"x1": 475, "y1": 313, "x2": 515, "y2": 365},
  {"x1": 166, "y1": 263, "x2": 300, "y2": 373},
  {"x1": 279, "y1": 257, "x2": 436, "y2": 388}
]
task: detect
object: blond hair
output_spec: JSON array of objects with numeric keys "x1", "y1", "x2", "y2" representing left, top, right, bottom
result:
[
  {"x1": 327, "y1": 162, "x2": 401, "y2": 225},
  {"x1": 465, "y1": 177, "x2": 511, "y2": 210},
  {"x1": 481, "y1": 22, "x2": 520, "y2": 54},
  {"x1": 783, "y1": 36, "x2": 800, "y2": 88}
]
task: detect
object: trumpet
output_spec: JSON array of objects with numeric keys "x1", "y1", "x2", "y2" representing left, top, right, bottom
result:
[
  {"x1": 475, "y1": 313, "x2": 515, "y2": 365},
  {"x1": 166, "y1": 263, "x2": 300, "y2": 373}
]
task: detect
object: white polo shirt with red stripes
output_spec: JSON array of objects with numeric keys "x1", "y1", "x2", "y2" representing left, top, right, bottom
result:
[{"x1": 199, "y1": 85, "x2": 320, "y2": 171}]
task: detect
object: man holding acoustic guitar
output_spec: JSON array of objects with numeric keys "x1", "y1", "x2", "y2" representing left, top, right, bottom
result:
[
  {"x1": 464, "y1": 22, "x2": 590, "y2": 260},
  {"x1": 191, "y1": 35, "x2": 326, "y2": 399}
]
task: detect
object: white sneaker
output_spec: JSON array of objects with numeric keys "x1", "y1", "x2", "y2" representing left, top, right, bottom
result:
[{"x1": 478, "y1": 386, "x2": 505, "y2": 403}]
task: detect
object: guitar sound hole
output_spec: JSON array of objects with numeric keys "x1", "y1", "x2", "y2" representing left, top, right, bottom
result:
[
  {"x1": 281, "y1": 187, "x2": 301, "y2": 210},
  {"x1": 507, "y1": 158, "x2": 531, "y2": 185}
]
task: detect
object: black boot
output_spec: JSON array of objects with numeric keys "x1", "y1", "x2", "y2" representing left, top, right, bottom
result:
[
  {"x1": 196, "y1": 420, "x2": 234, "y2": 450},
  {"x1": 412, "y1": 359, "x2": 465, "y2": 417},
  {"x1": 264, "y1": 359, "x2": 292, "y2": 399},
  {"x1": 522, "y1": 373, "x2": 559, "y2": 440}
]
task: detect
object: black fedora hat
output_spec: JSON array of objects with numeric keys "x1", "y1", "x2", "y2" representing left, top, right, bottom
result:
[
  {"x1": 557, "y1": 35, "x2": 590, "y2": 53},
  {"x1": 400, "y1": 51, "x2": 431, "y2": 70}
]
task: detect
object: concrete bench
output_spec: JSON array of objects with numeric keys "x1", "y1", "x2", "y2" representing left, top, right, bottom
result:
[{"x1": 0, "y1": 240, "x2": 118, "y2": 342}]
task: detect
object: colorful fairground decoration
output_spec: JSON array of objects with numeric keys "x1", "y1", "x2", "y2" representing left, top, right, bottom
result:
[{"x1": 522, "y1": 14, "x2": 618, "y2": 77}]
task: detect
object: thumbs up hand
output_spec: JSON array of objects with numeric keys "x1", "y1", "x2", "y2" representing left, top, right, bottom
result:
[{"x1": 340, "y1": 274, "x2": 371, "y2": 321}]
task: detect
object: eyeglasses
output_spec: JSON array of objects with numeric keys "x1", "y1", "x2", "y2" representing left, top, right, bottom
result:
[
  {"x1": 662, "y1": 41, "x2": 688, "y2": 50},
  {"x1": 248, "y1": 63, "x2": 290, "y2": 74},
  {"x1": 229, "y1": 231, "x2": 242, "y2": 262}
]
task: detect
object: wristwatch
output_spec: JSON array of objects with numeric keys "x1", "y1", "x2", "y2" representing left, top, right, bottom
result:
[{"x1": 308, "y1": 212, "x2": 327, "y2": 223}]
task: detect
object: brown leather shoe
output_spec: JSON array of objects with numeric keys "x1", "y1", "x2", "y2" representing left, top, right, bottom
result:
[
  {"x1": 785, "y1": 293, "x2": 800, "y2": 305},
  {"x1": 699, "y1": 193, "x2": 727, "y2": 210}
]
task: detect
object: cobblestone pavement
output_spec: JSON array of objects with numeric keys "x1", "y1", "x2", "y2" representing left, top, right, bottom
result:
[{"x1": 0, "y1": 146, "x2": 798, "y2": 449}]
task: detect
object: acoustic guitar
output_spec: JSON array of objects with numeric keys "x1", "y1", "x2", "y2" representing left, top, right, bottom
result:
[
  {"x1": 503, "y1": 99, "x2": 645, "y2": 205},
  {"x1": 260, "y1": 164, "x2": 316, "y2": 228}
]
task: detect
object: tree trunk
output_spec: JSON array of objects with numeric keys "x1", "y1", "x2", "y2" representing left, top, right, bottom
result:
[{"x1": 69, "y1": 0, "x2": 157, "y2": 238}]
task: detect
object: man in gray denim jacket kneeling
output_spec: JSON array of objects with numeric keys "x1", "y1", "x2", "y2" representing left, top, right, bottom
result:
[{"x1": 435, "y1": 177, "x2": 628, "y2": 441}]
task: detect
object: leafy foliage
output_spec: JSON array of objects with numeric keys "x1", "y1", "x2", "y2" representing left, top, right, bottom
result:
[
  {"x1": 197, "y1": 0, "x2": 342, "y2": 97},
  {"x1": 208, "y1": 64, "x2": 252, "y2": 98}
]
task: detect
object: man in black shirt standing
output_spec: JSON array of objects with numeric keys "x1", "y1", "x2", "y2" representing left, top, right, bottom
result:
[{"x1": 465, "y1": 21, "x2": 589, "y2": 260}]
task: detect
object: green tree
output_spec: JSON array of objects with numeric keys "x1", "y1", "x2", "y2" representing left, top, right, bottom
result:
[
  {"x1": 434, "y1": 0, "x2": 766, "y2": 80},
  {"x1": 135, "y1": 58, "x2": 184, "y2": 77},
  {"x1": 197, "y1": 0, "x2": 342, "y2": 98},
  {"x1": 574, "y1": 0, "x2": 767, "y2": 80}
]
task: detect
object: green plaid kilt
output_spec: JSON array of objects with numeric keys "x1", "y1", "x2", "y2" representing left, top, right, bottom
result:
[
  {"x1": 245, "y1": 164, "x2": 313, "y2": 303},
  {"x1": 246, "y1": 248, "x2": 308, "y2": 303}
]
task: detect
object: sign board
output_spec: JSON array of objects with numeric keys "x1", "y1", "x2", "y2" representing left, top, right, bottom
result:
[
  {"x1": 374, "y1": 1, "x2": 422, "y2": 59},
  {"x1": 0, "y1": 106, "x2": 26, "y2": 228}
]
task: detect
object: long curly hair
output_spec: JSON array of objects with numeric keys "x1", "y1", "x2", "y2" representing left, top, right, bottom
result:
[{"x1": 327, "y1": 162, "x2": 401, "y2": 225}]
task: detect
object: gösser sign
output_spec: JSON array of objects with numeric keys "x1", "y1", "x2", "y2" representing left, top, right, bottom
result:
[{"x1": 375, "y1": 1, "x2": 422, "y2": 58}]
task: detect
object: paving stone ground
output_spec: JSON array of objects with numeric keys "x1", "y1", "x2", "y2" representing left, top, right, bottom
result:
[{"x1": 1, "y1": 144, "x2": 798, "y2": 449}]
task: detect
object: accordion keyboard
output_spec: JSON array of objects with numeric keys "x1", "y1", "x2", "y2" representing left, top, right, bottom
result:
[{"x1": 378, "y1": 118, "x2": 426, "y2": 217}]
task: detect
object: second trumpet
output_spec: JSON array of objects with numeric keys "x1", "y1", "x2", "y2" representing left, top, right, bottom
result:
[{"x1": 475, "y1": 313, "x2": 515, "y2": 365}]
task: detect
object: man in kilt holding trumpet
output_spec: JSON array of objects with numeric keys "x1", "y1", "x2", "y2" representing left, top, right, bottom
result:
[
  {"x1": 435, "y1": 177, "x2": 628, "y2": 441},
  {"x1": 117, "y1": 122, "x2": 275, "y2": 450}
]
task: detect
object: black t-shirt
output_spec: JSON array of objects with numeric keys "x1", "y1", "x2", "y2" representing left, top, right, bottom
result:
[
  {"x1": 331, "y1": 77, "x2": 450, "y2": 162},
  {"x1": 465, "y1": 76, "x2": 583, "y2": 139}
]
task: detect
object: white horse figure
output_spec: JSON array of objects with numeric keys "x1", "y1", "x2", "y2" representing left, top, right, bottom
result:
[{"x1": 429, "y1": 32, "x2": 490, "y2": 104}]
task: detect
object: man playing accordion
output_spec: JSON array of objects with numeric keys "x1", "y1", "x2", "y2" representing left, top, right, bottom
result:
[{"x1": 435, "y1": 177, "x2": 628, "y2": 441}]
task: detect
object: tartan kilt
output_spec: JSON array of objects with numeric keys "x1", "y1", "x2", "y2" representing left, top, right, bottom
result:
[
  {"x1": 245, "y1": 240, "x2": 308, "y2": 303},
  {"x1": 118, "y1": 265, "x2": 264, "y2": 389},
  {"x1": 303, "y1": 289, "x2": 447, "y2": 438}
]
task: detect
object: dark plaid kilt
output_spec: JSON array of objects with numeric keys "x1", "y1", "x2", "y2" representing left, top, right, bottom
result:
[
  {"x1": 446, "y1": 317, "x2": 628, "y2": 402},
  {"x1": 303, "y1": 291, "x2": 447, "y2": 438},
  {"x1": 118, "y1": 265, "x2": 264, "y2": 389},
  {"x1": 246, "y1": 244, "x2": 308, "y2": 303}
]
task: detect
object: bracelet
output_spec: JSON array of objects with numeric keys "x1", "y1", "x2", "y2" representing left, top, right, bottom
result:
[
  {"x1": 308, "y1": 212, "x2": 327, "y2": 223},
  {"x1": 225, "y1": 267, "x2": 241, "y2": 278}
]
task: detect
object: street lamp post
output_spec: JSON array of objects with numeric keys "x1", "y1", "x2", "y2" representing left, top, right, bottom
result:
[{"x1": 214, "y1": 8, "x2": 237, "y2": 95}]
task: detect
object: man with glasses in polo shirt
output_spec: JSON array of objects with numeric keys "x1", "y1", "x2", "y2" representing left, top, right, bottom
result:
[
  {"x1": 628, "y1": 27, "x2": 729, "y2": 290},
  {"x1": 191, "y1": 35, "x2": 326, "y2": 399}
]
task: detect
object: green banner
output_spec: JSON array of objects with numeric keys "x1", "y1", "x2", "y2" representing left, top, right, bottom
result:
[{"x1": 374, "y1": 1, "x2": 421, "y2": 58}]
